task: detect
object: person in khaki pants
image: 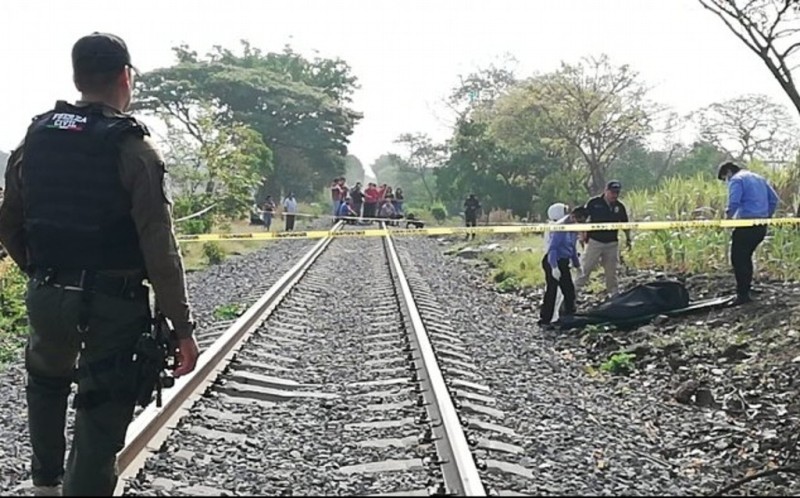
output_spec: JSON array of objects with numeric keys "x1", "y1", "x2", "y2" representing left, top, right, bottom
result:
[{"x1": 574, "y1": 180, "x2": 632, "y2": 297}]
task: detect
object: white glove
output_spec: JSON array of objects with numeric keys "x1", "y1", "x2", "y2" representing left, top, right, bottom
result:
[{"x1": 551, "y1": 267, "x2": 561, "y2": 281}]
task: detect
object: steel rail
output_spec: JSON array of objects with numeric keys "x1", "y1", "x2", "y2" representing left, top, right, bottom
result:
[
  {"x1": 114, "y1": 222, "x2": 343, "y2": 495},
  {"x1": 383, "y1": 230, "x2": 486, "y2": 496}
]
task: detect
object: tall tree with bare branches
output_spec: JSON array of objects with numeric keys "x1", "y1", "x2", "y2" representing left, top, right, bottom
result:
[
  {"x1": 692, "y1": 93, "x2": 799, "y2": 162},
  {"x1": 698, "y1": 0, "x2": 800, "y2": 116}
]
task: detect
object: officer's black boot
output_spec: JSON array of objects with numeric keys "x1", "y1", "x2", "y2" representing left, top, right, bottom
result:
[{"x1": 731, "y1": 292, "x2": 752, "y2": 306}]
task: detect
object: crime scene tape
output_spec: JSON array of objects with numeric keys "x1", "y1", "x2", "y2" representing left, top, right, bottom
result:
[{"x1": 176, "y1": 216, "x2": 800, "y2": 242}]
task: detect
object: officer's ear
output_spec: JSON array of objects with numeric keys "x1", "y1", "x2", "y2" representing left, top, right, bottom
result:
[{"x1": 121, "y1": 66, "x2": 135, "y2": 92}]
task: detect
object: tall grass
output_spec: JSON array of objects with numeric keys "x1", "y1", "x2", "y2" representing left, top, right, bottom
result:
[{"x1": 624, "y1": 172, "x2": 800, "y2": 280}]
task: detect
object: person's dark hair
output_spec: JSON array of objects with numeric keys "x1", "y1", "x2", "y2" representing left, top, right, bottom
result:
[
  {"x1": 571, "y1": 206, "x2": 589, "y2": 220},
  {"x1": 717, "y1": 161, "x2": 741, "y2": 180},
  {"x1": 74, "y1": 69, "x2": 125, "y2": 94}
]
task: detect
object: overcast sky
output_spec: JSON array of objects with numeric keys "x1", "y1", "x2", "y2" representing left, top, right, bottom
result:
[{"x1": 0, "y1": 0, "x2": 796, "y2": 173}]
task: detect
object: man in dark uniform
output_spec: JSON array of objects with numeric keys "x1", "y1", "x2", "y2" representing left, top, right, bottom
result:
[
  {"x1": 575, "y1": 180, "x2": 632, "y2": 297},
  {"x1": 717, "y1": 161, "x2": 779, "y2": 305},
  {"x1": 0, "y1": 33, "x2": 199, "y2": 496},
  {"x1": 464, "y1": 193, "x2": 481, "y2": 240}
]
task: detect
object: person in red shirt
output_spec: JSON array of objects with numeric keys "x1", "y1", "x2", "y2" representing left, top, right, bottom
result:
[
  {"x1": 363, "y1": 183, "x2": 380, "y2": 223},
  {"x1": 330, "y1": 178, "x2": 342, "y2": 217},
  {"x1": 339, "y1": 177, "x2": 349, "y2": 208}
]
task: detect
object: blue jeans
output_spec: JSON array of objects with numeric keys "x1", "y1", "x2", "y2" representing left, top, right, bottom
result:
[{"x1": 262, "y1": 212, "x2": 273, "y2": 229}]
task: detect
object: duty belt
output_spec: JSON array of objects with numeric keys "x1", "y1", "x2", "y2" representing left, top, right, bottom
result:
[{"x1": 32, "y1": 268, "x2": 148, "y2": 300}]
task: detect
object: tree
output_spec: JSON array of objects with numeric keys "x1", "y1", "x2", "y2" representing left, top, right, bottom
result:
[
  {"x1": 393, "y1": 133, "x2": 446, "y2": 204},
  {"x1": 698, "y1": 0, "x2": 800, "y2": 117},
  {"x1": 160, "y1": 106, "x2": 271, "y2": 224},
  {"x1": 671, "y1": 141, "x2": 729, "y2": 179},
  {"x1": 134, "y1": 42, "x2": 361, "y2": 198},
  {"x1": 344, "y1": 155, "x2": 365, "y2": 184},
  {"x1": 525, "y1": 55, "x2": 656, "y2": 193},
  {"x1": 691, "y1": 93, "x2": 799, "y2": 163},
  {"x1": 445, "y1": 57, "x2": 518, "y2": 122}
]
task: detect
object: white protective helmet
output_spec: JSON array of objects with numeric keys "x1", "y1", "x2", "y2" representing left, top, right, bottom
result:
[{"x1": 547, "y1": 202, "x2": 569, "y2": 222}]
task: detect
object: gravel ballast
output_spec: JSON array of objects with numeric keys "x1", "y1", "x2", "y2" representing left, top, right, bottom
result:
[
  {"x1": 394, "y1": 235, "x2": 800, "y2": 496},
  {"x1": 125, "y1": 238, "x2": 432, "y2": 496},
  {"x1": 0, "y1": 238, "x2": 314, "y2": 495}
]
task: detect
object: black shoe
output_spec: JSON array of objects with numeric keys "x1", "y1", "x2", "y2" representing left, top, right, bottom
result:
[{"x1": 730, "y1": 294, "x2": 752, "y2": 306}]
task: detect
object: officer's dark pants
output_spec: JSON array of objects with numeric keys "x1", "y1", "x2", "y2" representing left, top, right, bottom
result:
[
  {"x1": 540, "y1": 256, "x2": 576, "y2": 324},
  {"x1": 731, "y1": 225, "x2": 767, "y2": 298},
  {"x1": 285, "y1": 214, "x2": 296, "y2": 231},
  {"x1": 465, "y1": 216, "x2": 477, "y2": 240},
  {"x1": 364, "y1": 203, "x2": 376, "y2": 222},
  {"x1": 25, "y1": 280, "x2": 149, "y2": 496}
]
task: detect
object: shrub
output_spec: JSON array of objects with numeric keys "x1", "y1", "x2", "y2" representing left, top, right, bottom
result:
[
  {"x1": 600, "y1": 352, "x2": 636, "y2": 375},
  {"x1": 430, "y1": 203, "x2": 448, "y2": 224},
  {"x1": 0, "y1": 260, "x2": 28, "y2": 366},
  {"x1": 202, "y1": 242, "x2": 225, "y2": 265}
]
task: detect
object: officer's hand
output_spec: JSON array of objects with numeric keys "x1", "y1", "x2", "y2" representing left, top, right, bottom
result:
[
  {"x1": 174, "y1": 336, "x2": 200, "y2": 377},
  {"x1": 551, "y1": 267, "x2": 561, "y2": 281},
  {"x1": 626, "y1": 239, "x2": 632, "y2": 251}
]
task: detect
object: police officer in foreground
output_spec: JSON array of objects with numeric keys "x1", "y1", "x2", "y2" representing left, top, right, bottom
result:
[
  {"x1": 0, "y1": 33, "x2": 198, "y2": 496},
  {"x1": 717, "y1": 161, "x2": 779, "y2": 305},
  {"x1": 574, "y1": 180, "x2": 632, "y2": 297}
]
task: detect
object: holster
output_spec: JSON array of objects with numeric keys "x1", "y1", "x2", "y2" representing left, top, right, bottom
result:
[{"x1": 132, "y1": 312, "x2": 177, "y2": 408}]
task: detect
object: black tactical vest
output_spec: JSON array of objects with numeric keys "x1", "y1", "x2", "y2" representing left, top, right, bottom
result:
[{"x1": 22, "y1": 101, "x2": 147, "y2": 270}]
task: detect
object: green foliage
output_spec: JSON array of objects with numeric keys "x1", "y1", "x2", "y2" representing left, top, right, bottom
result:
[
  {"x1": 0, "y1": 261, "x2": 28, "y2": 366},
  {"x1": 180, "y1": 218, "x2": 212, "y2": 235},
  {"x1": 135, "y1": 42, "x2": 361, "y2": 200},
  {"x1": 173, "y1": 197, "x2": 214, "y2": 234},
  {"x1": 496, "y1": 276, "x2": 521, "y2": 293},
  {"x1": 523, "y1": 55, "x2": 655, "y2": 194},
  {"x1": 160, "y1": 104, "x2": 271, "y2": 222},
  {"x1": 213, "y1": 303, "x2": 243, "y2": 320},
  {"x1": 435, "y1": 55, "x2": 655, "y2": 218},
  {"x1": 393, "y1": 133, "x2": 446, "y2": 205},
  {"x1": 624, "y1": 170, "x2": 800, "y2": 279},
  {"x1": 371, "y1": 153, "x2": 429, "y2": 204},
  {"x1": 430, "y1": 202, "x2": 448, "y2": 223},
  {"x1": 202, "y1": 241, "x2": 225, "y2": 265},
  {"x1": 600, "y1": 352, "x2": 636, "y2": 374},
  {"x1": 480, "y1": 238, "x2": 547, "y2": 291},
  {"x1": 344, "y1": 155, "x2": 365, "y2": 185}
]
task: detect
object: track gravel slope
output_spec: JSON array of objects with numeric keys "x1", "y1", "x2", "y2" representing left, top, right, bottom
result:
[
  {"x1": 394, "y1": 236, "x2": 800, "y2": 496},
  {"x1": 0, "y1": 239, "x2": 313, "y2": 495}
]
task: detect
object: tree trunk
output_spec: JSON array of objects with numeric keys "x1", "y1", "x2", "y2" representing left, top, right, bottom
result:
[{"x1": 589, "y1": 163, "x2": 605, "y2": 195}]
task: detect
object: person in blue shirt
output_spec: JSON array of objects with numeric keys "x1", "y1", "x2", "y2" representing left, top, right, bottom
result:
[
  {"x1": 717, "y1": 161, "x2": 780, "y2": 305},
  {"x1": 336, "y1": 197, "x2": 358, "y2": 224},
  {"x1": 539, "y1": 206, "x2": 589, "y2": 326}
]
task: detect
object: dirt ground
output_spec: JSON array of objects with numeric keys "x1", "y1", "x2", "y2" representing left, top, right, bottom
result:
[{"x1": 521, "y1": 267, "x2": 800, "y2": 495}]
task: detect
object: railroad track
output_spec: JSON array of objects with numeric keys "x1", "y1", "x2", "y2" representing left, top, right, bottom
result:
[{"x1": 119, "y1": 223, "x2": 530, "y2": 496}]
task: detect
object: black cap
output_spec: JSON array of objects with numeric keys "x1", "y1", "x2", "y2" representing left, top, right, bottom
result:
[
  {"x1": 72, "y1": 32, "x2": 134, "y2": 74},
  {"x1": 606, "y1": 180, "x2": 622, "y2": 191}
]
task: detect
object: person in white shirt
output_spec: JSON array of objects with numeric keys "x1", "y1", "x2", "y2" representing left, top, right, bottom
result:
[{"x1": 282, "y1": 192, "x2": 298, "y2": 231}]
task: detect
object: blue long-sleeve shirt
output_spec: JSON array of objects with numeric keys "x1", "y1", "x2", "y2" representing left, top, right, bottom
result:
[
  {"x1": 726, "y1": 170, "x2": 779, "y2": 219},
  {"x1": 547, "y1": 222, "x2": 580, "y2": 269}
]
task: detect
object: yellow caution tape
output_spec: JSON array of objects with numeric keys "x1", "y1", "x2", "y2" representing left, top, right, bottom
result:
[{"x1": 176, "y1": 217, "x2": 800, "y2": 242}]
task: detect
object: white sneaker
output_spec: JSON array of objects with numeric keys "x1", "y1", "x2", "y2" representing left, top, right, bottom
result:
[{"x1": 33, "y1": 485, "x2": 62, "y2": 497}]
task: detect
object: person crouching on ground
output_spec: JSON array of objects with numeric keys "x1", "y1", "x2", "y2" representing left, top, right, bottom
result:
[
  {"x1": 539, "y1": 206, "x2": 590, "y2": 326},
  {"x1": 336, "y1": 197, "x2": 358, "y2": 224}
]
